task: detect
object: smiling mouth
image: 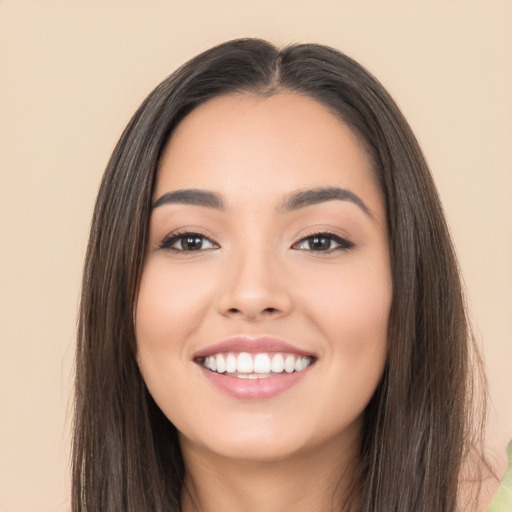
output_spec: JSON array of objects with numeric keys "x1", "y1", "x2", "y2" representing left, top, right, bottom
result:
[{"x1": 197, "y1": 352, "x2": 315, "y2": 379}]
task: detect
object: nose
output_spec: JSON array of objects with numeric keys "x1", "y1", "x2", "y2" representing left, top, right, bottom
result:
[{"x1": 217, "y1": 247, "x2": 293, "y2": 322}]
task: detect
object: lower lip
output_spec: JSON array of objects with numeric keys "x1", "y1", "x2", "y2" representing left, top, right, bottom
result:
[{"x1": 199, "y1": 365, "x2": 312, "y2": 400}]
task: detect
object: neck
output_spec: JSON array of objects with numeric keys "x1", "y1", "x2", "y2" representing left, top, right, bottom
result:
[{"x1": 180, "y1": 430, "x2": 360, "y2": 512}]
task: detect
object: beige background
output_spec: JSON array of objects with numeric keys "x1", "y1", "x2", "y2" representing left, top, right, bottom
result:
[{"x1": 1, "y1": 1, "x2": 511, "y2": 511}]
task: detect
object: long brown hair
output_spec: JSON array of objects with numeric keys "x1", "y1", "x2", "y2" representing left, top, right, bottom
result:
[{"x1": 73, "y1": 38, "x2": 487, "y2": 511}]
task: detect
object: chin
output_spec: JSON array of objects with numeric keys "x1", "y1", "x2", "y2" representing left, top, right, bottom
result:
[{"x1": 177, "y1": 411, "x2": 361, "y2": 465}]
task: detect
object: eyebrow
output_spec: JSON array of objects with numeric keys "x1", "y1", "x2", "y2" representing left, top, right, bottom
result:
[
  {"x1": 152, "y1": 186, "x2": 373, "y2": 218},
  {"x1": 153, "y1": 189, "x2": 225, "y2": 210},
  {"x1": 278, "y1": 187, "x2": 373, "y2": 218}
]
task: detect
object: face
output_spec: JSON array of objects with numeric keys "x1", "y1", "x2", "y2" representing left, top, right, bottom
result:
[{"x1": 135, "y1": 93, "x2": 392, "y2": 462}]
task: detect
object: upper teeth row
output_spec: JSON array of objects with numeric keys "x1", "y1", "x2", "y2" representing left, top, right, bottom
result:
[{"x1": 202, "y1": 352, "x2": 313, "y2": 374}]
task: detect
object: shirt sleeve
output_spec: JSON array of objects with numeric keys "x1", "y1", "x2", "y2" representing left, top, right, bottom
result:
[{"x1": 486, "y1": 440, "x2": 512, "y2": 512}]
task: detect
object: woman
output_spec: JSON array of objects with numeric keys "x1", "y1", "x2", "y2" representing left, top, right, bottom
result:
[{"x1": 72, "y1": 38, "x2": 500, "y2": 511}]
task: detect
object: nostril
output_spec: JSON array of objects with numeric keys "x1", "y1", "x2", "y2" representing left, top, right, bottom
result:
[{"x1": 225, "y1": 306, "x2": 279, "y2": 316}]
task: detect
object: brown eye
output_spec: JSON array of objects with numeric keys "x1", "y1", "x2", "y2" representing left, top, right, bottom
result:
[
  {"x1": 293, "y1": 233, "x2": 354, "y2": 252},
  {"x1": 160, "y1": 232, "x2": 218, "y2": 252},
  {"x1": 307, "y1": 235, "x2": 332, "y2": 251},
  {"x1": 180, "y1": 235, "x2": 205, "y2": 251}
]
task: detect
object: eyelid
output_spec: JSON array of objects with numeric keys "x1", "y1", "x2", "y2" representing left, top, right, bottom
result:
[
  {"x1": 291, "y1": 229, "x2": 355, "y2": 252},
  {"x1": 158, "y1": 229, "x2": 220, "y2": 252}
]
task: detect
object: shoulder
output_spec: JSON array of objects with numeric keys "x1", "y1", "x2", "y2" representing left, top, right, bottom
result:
[
  {"x1": 458, "y1": 441, "x2": 510, "y2": 512},
  {"x1": 485, "y1": 440, "x2": 512, "y2": 512}
]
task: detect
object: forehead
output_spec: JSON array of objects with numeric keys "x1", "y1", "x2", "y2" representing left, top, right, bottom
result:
[{"x1": 155, "y1": 93, "x2": 383, "y2": 217}]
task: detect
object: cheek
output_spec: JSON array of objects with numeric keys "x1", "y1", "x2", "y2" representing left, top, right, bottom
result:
[
  {"x1": 134, "y1": 258, "x2": 217, "y2": 405},
  {"x1": 134, "y1": 258, "x2": 219, "y2": 425},
  {"x1": 300, "y1": 262, "x2": 390, "y2": 433},
  {"x1": 299, "y1": 256, "x2": 391, "y2": 337},
  {"x1": 135, "y1": 258, "x2": 215, "y2": 352},
  {"x1": 296, "y1": 257, "x2": 391, "y2": 387}
]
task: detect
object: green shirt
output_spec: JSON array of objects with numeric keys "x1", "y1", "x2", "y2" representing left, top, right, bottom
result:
[{"x1": 486, "y1": 440, "x2": 512, "y2": 511}]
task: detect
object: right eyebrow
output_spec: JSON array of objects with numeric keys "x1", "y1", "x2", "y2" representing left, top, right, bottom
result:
[
  {"x1": 152, "y1": 189, "x2": 225, "y2": 210},
  {"x1": 278, "y1": 186, "x2": 374, "y2": 219}
]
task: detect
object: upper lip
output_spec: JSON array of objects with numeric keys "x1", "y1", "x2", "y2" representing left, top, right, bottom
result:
[{"x1": 193, "y1": 336, "x2": 316, "y2": 359}]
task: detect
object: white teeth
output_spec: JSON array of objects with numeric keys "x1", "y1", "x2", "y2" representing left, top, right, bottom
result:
[
  {"x1": 270, "y1": 353, "x2": 285, "y2": 373},
  {"x1": 253, "y1": 353, "x2": 271, "y2": 373},
  {"x1": 226, "y1": 354, "x2": 237, "y2": 373},
  {"x1": 284, "y1": 354, "x2": 295, "y2": 373},
  {"x1": 215, "y1": 353, "x2": 225, "y2": 373},
  {"x1": 237, "y1": 352, "x2": 253, "y2": 373},
  {"x1": 201, "y1": 352, "x2": 314, "y2": 376},
  {"x1": 295, "y1": 356, "x2": 312, "y2": 371}
]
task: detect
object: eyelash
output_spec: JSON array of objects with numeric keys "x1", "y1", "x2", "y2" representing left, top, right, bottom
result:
[
  {"x1": 292, "y1": 231, "x2": 354, "y2": 253},
  {"x1": 159, "y1": 230, "x2": 219, "y2": 252},
  {"x1": 159, "y1": 230, "x2": 354, "y2": 254}
]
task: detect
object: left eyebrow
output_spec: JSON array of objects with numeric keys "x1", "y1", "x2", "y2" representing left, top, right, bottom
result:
[
  {"x1": 278, "y1": 187, "x2": 374, "y2": 219},
  {"x1": 152, "y1": 189, "x2": 225, "y2": 210}
]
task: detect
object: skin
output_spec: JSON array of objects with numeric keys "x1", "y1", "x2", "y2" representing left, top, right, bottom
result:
[{"x1": 135, "y1": 92, "x2": 392, "y2": 511}]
